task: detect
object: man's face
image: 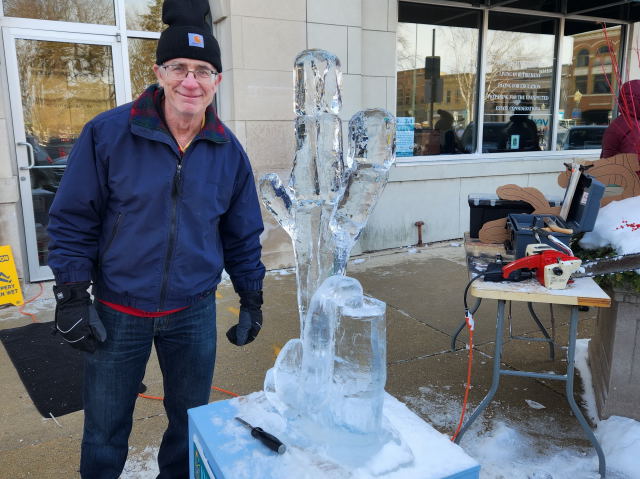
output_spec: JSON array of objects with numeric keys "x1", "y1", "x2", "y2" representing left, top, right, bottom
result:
[{"x1": 153, "y1": 58, "x2": 222, "y2": 118}]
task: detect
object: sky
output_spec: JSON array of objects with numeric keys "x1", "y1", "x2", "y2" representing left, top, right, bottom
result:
[{"x1": 397, "y1": 23, "x2": 559, "y2": 74}]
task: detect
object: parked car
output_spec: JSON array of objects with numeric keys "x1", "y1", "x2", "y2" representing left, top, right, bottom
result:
[
  {"x1": 558, "y1": 125, "x2": 607, "y2": 150},
  {"x1": 26, "y1": 135, "x2": 67, "y2": 192},
  {"x1": 43, "y1": 136, "x2": 76, "y2": 161}
]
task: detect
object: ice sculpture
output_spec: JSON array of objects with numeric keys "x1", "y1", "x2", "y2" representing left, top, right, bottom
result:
[
  {"x1": 260, "y1": 50, "x2": 396, "y2": 329},
  {"x1": 260, "y1": 49, "x2": 409, "y2": 470}
]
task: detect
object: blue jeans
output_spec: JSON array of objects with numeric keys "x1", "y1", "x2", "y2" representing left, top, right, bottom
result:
[{"x1": 81, "y1": 294, "x2": 217, "y2": 479}]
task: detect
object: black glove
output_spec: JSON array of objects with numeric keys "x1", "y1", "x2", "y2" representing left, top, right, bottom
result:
[
  {"x1": 226, "y1": 290, "x2": 263, "y2": 346},
  {"x1": 53, "y1": 282, "x2": 107, "y2": 353}
]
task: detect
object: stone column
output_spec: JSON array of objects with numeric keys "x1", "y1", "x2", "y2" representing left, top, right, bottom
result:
[{"x1": 589, "y1": 286, "x2": 640, "y2": 421}]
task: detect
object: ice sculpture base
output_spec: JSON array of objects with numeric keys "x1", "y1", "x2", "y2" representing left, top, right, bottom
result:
[{"x1": 188, "y1": 391, "x2": 480, "y2": 479}]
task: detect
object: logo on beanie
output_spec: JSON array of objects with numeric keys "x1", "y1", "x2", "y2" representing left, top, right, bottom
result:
[{"x1": 188, "y1": 33, "x2": 204, "y2": 48}]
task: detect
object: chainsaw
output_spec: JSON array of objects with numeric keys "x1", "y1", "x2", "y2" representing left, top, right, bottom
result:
[{"x1": 485, "y1": 244, "x2": 640, "y2": 290}]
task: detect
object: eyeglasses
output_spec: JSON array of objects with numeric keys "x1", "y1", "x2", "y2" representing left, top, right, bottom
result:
[{"x1": 160, "y1": 64, "x2": 218, "y2": 82}]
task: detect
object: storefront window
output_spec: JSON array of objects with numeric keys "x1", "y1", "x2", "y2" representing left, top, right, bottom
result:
[
  {"x1": 558, "y1": 23, "x2": 622, "y2": 150},
  {"x1": 126, "y1": 0, "x2": 163, "y2": 32},
  {"x1": 397, "y1": 3, "x2": 629, "y2": 157},
  {"x1": 128, "y1": 38, "x2": 158, "y2": 98},
  {"x1": 593, "y1": 74, "x2": 612, "y2": 94},
  {"x1": 576, "y1": 49, "x2": 590, "y2": 67},
  {"x1": 2, "y1": 0, "x2": 115, "y2": 25},
  {"x1": 483, "y1": 13, "x2": 556, "y2": 153},
  {"x1": 596, "y1": 45, "x2": 613, "y2": 65},
  {"x1": 396, "y1": 3, "x2": 481, "y2": 157}
]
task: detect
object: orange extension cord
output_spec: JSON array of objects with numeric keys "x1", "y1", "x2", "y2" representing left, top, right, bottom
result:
[
  {"x1": 17, "y1": 282, "x2": 44, "y2": 322},
  {"x1": 451, "y1": 308, "x2": 475, "y2": 442}
]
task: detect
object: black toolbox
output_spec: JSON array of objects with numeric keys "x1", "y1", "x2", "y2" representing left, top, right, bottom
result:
[
  {"x1": 468, "y1": 194, "x2": 562, "y2": 238},
  {"x1": 506, "y1": 172, "x2": 605, "y2": 258}
]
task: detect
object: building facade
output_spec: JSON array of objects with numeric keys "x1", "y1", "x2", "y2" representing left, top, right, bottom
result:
[{"x1": 0, "y1": 0, "x2": 638, "y2": 283}]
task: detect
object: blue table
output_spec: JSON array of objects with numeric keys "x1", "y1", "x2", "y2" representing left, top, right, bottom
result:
[{"x1": 188, "y1": 391, "x2": 480, "y2": 479}]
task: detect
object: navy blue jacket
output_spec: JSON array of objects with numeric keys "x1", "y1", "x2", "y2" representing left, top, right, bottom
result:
[{"x1": 48, "y1": 85, "x2": 265, "y2": 311}]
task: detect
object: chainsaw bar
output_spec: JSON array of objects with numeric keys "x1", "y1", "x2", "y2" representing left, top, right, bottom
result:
[{"x1": 573, "y1": 252, "x2": 640, "y2": 278}]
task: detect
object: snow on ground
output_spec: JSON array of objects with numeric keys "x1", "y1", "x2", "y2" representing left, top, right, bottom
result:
[
  {"x1": 123, "y1": 339, "x2": 640, "y2": 478},
  {"x1": 268, "y1": 267, "x2": 295, "y2": 278},
  {"x1": 580, "y1": 196, "x2": 640, "y2": 257},
  {"x1": 121, "y1": 446, "x2": 159, "y2": 478},
  {"x1": 404, "y1": 340, "x2": 640, "y2": 479},
  {"x1": 0, "y1": 295, "x2": 55, "y2": 322}
]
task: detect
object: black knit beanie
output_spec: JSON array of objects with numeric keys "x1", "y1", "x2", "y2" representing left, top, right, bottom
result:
[{"x1": 156, "y1": 0, "x2": 222, "y2": 73}]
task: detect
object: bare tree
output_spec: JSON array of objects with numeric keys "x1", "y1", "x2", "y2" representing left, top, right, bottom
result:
[
  {"x1": 128, "y1": 0, "x2": 163, "y2": 97},
  {"x1": 4, "y1": 0, "x2": 114, "y2": 24},
  {"x1": 396, "y1": 24, "x2": 418, "y2": 71},
  {"x1": 9, "y1": 0, "x2": 117, "y2": 140},
  {"x1": 444, "y1": 28, "x2": 478, "y2": 123},
  {"x1": 444, "y1": 28, "x2": 547, "y2": 123}
]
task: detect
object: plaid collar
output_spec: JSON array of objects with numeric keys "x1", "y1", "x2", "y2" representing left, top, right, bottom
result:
[{"x1": 130, "y1": 84, "x2": 228, "y2": 144}]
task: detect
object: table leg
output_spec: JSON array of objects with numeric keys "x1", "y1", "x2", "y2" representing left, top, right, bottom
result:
[
  {"x1": 454, "y1": 299, "x2": 506, "y2": 444},
  {"x1": 566, "y1": 305, "x2": 606, "y2": 477},
  {"x1": 527, "y1": 302, "x2": 555, "y2": 360}
]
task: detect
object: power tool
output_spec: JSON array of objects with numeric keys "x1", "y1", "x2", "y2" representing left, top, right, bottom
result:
[{"x1": 501, "y1": 247, "x2": 582, "y2": 289}]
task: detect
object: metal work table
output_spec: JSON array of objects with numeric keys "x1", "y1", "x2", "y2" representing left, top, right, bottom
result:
[{"x1": 453, "y1": 236, "x2": 611, "y2": 477}]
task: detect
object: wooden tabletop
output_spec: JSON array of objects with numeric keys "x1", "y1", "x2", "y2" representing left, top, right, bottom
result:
[{"x1": 464, "y1": 233, "x2": 611, "y2": 308}]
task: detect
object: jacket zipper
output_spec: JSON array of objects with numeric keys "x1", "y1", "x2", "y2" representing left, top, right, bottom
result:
[
  {"x1": 158, "y1": 156, "x2": 183, "y2": 310},
  {"x1": 99, "y1": 212, "x2": 122, "y2": 266}
]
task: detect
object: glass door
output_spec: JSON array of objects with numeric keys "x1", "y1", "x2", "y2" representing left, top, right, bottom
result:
[{"x1": 3, "y1": 28, "x2": 125, "y2": 281}]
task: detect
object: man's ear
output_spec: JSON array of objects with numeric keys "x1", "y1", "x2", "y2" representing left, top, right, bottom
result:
[{"x1": 153, "y1": 64, "x2": 163, "y2": 85}]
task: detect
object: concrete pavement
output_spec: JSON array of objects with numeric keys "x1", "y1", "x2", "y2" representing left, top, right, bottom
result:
[{"x1": 0, "y1": 243, "x2": 600, "y2": 478}]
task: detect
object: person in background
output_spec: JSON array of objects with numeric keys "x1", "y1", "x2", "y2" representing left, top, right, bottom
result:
[
  {"x1": 46, "y1": 0, "x2": 265, "y2": 477},
  {"x1": 434, "y1": 109, "x2": 456, "y2": 154},
  {"x1": 501, "y1": 96, "x2": 540, "y2": 152},
  {"x1": 601, "y1": 79, "x2": 640, "y2": 178}
]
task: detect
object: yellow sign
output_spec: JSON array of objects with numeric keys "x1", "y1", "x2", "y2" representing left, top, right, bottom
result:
[{"x1": 0, "y1": 245, "x2": 24, "y2": 306}]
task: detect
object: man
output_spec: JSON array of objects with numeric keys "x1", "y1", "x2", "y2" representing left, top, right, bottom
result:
[{"x1": 47, "y1": 1, "x2": 265, "y2": 477}]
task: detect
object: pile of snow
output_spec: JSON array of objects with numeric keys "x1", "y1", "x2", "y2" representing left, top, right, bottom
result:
[
  {"x1": 401, "y1": 340, "x2": 640, "y2": 479},
  {"x1": 597, "y1": 416, "x2": 640, "y2": 478},
  {"x1": 579, "y1": 196, "x2": 640, "y2": 256}
]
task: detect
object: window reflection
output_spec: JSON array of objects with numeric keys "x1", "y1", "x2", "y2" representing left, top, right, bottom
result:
[
  {"x1": 596, "y1": 45, "x2": 613, "y2": 65},
  {"x1": 396, "y1": 4, "x2": 480, "y2": 157},
  {"x1": 558, "y1": 23, "x2": 621, "y2": 149},
  {"x1": 2, "y1": 0, "x2": 115, "y2": 25},
  {"x1": 576, "y1": 49, "x2": 590, "y2": 67},
  {"x1": 129, "y1": 38, "x2": 159, "y2": 98},
  {"x1": 16, "y1": 39, "x2": 116, "y2": 144},
  {"x1": 593, "y1": 74, "x2": 612, "y2": 94},
  {"x1": 15, "y1": 39, "x2": 116, "y2": 266},
  {"x1": 483, "y1": 13, "x2": 556, "y2": 153},
  {"x1": 125, "y1": 0, "x2": 163, "y2": 31}
]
